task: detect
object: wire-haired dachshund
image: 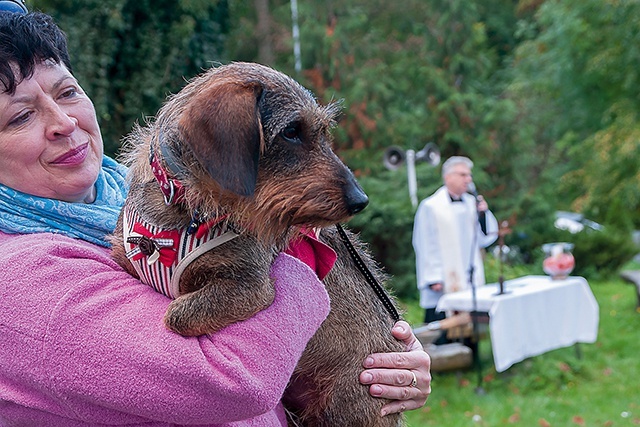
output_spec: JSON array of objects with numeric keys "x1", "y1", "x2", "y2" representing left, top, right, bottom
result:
[{"x1": 111, "y1": 62, "x2": 406, "y2": 426}]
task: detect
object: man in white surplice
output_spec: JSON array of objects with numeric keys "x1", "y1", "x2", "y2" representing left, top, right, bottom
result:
[{"x1": 412, "y1": 156, "x2": 498, "y2": 343}]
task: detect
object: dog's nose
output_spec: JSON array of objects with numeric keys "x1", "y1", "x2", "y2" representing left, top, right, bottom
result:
[{"x1": 345, "y1": 186, "x2": 369, "y2": 215}]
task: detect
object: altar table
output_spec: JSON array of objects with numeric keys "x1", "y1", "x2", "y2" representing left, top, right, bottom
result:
[{"x1": 436, "y1": 275, "x2": 599, "y2": 372}]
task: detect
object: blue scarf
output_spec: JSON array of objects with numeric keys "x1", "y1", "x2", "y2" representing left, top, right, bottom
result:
[{"x1": 0, "y1": 156, "x2": 129, "y2": 247}]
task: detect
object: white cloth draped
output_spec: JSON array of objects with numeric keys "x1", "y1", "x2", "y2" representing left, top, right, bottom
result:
[{"x1": 436, "y1": 276, "x2": 599, "y2": 372}]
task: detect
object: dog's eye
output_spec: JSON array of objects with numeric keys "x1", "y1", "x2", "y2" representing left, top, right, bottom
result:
[{"x1": 281, "y1": 124, "x2": 302, "y2": 144}]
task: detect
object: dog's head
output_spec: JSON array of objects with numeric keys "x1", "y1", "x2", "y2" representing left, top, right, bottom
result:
[{"x1": 156, "y1": 62, "x2": 368, "y2": 242}]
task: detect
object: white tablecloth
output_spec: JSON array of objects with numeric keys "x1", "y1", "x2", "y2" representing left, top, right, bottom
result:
[{"x1": 436, "y1": 275, "x2": 599, "y2": 372}]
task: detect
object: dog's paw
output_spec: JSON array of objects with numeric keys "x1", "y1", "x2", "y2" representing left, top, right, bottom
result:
[{"x1": 163, "y1": 294, "x2": 223, "y2": 336}]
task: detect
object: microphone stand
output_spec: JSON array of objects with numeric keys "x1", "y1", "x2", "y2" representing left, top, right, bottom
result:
[
  {"x1": 467, "y1": 197, "x2": 484, "y2": 395},
  {"x1": 494, "y1": 221, "x2": 512, "y2": 296}
]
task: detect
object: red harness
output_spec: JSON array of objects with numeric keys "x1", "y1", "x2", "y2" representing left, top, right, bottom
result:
[{"x1": 138, "y1": 142, "x2": 337, "y2": 298}]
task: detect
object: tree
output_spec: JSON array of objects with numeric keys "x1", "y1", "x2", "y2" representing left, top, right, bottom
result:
[{"x1": 508, "y1": 0, "x2": 640, "y2": 227}]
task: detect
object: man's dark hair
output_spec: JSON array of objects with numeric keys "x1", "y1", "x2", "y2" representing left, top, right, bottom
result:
[{"x1": 0, "y1": 12, "x2": 73, "y2": 94}]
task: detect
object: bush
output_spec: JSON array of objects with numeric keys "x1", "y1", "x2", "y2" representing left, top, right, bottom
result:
[
  {"x1": 557, "y1": 227, "x2": 639, "y2": 280},
  {"x1": 343, "y1": 159, "x2": 442, "y2": 300},
  {"x1": 512, "y1": 224, "x2": 638, "y2": 280},
  {"x1": 346, "y1": 171, "x2": 419, "y2": 300}
]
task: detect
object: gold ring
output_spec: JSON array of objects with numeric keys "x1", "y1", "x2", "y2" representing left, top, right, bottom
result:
[{"x1": 409, "y1": 370, "x2": 418, "y2": 388}]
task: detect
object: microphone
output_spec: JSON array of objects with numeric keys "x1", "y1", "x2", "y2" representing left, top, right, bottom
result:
[
  {"x1": 467, "y1": 182, "x2": 486, "y2": 222},
  {"x1": 467, "y1": 182, "x2": 479, "y2": 199}
]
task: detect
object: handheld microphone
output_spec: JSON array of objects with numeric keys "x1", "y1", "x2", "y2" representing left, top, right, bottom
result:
[
  {"x1": 467, "y1": 182, "x2": 486, "y2": 221},
  {"x1": 467, "y1": 182, "x2": 479, "y2": 200}
]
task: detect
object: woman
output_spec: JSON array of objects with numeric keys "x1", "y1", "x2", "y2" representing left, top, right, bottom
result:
[{"x1": 0, "y1": 10, "x2": 430, "y2": 426}]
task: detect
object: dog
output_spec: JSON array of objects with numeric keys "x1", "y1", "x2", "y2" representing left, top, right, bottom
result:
[{"x1": 110, "y1": 62, "x2": 406, "y2": 426}]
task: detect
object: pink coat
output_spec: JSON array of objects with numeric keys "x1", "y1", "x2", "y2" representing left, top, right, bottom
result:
[{"x1": 0, "y1": 231, "x2": 330, "y2": 426}]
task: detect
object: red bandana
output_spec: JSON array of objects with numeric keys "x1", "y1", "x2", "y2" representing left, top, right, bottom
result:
[{"x1": 285, "y1": 229, "x2": 337, "y2": 280}]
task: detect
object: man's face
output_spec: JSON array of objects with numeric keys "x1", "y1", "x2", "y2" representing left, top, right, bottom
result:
[{"x1": 444, "y1": 164, "x2": 472, "y2": 198}]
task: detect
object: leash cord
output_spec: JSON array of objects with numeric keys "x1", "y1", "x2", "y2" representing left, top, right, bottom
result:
[{"x1": 335, "y1": 224, "x2": 401, "y2": 322}]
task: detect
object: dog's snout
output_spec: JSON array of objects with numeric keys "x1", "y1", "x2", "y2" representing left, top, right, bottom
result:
[{"x1": 345, "y1": 184, "x2": 369, "y2": 215}]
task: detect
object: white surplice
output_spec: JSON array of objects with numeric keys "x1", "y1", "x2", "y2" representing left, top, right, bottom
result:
[{"x1": 412, "y1": 186, "x2": 498, "y2": 309}]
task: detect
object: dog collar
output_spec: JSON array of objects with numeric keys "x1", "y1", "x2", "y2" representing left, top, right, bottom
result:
[{"x1": 149, "y1": 142, "x2": 187, "y2": 205}]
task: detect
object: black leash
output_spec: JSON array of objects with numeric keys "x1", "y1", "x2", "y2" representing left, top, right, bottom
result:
[{"x1": 335, "y1": 224, "x2": 401, "y2": 322}]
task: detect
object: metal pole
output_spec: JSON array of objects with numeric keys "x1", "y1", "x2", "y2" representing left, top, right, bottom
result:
[
  {"x1": 406, "y1": 149, "x2": 418, "y2": 208},
  {"x1": 290, "y1": 0, "x2": 302, "y2": 73}
]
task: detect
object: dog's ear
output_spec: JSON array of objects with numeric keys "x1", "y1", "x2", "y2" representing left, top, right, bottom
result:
[{"x1": 178, "y1": 80, "x2": 264, "y2": 196}]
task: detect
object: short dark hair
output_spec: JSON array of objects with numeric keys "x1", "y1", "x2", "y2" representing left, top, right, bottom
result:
[{"x1": 0, "y1": 12, "x2": 72, "y2": 95}]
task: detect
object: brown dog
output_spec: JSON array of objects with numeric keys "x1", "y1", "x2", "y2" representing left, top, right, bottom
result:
[{"x1": 110, "y1": 62, "x2": 406, "y2": 426}]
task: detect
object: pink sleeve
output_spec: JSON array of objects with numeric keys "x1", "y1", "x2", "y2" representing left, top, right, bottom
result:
[{"x1": 0, "y1": 232, "x2": 329, "y2": 425}]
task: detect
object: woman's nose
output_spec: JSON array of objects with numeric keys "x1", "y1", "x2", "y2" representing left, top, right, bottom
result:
[{"x1": 45, "y1": 105, "x2": 77, "y2": 139}]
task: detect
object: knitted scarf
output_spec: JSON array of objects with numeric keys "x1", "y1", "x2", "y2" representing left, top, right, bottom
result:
[{"x1": 0, "y1": 156, "x2": 128, "y2": 247}]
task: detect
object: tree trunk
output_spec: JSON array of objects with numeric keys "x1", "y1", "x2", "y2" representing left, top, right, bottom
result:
[{"x1": 254, "y1": 0, "x2": 274, "y2": 65}]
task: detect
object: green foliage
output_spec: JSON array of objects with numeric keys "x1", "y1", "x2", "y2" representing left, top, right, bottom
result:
[
  {"x1": 509, "y1": 219, "x2": 638, "y2": 281},
  {"x1": 508, "y1": 0, "x2": 640, "y2": 229},
  {"x1": 345, "y1": 164, "x2": 424, "y2": 300},
  {"x1": 483, "y1": 253, "x2": 535, "y2": 286},
  {"x1": 503, "y1": 191, "x2": 558, "y2": 263},
  {"x1": 560, "y1": 228, "x2": 638, "y2": 280},
  {"x1": 566, "y1": 103, "x2": 640, "y2": 227},
  {"x1": 501, "y1": 182, "x2": 637, "y2": 280}
]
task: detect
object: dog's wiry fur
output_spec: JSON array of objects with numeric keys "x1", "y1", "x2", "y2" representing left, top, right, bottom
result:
[
  {"x1": 288, "y1": 226, "x2": 405, "y2": 427},
  {"x1": 111, "y1": 62, "x2": 406, "y2": 426}
]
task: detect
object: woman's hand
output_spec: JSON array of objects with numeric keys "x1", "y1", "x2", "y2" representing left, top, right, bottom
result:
[{"x1": 359, "y1": 320, "x2": 431, "y2": 416}]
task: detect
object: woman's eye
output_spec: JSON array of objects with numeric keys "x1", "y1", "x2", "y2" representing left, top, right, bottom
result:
[
  {"x1": 281, "y1": 124, "x2": 302, "y2": 144},
  {"x1": 8, "y1": 111, "x2": 31, "y2": 127},
  {"x1": 59, "y1": 88, "x2": 77, "y2": 99}
]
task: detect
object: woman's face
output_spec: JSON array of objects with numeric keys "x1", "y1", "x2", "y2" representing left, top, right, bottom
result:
[{"x1": 0, "y1": 61, "x2": 103, "y2": 203}]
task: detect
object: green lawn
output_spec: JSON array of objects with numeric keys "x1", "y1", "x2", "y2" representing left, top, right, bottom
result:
[{"x1": 400, "y1": 277, "x2": 640, "y2": 426}]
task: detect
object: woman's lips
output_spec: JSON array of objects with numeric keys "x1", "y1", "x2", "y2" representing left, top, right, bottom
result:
[{"x1": 51, "y1": 142, "x2": 89, "y2": 166}]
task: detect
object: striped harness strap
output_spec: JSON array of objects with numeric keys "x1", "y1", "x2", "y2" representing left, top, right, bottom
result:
[{"x1": 122, "y1": 206, "x2": 238, "y2": 299}]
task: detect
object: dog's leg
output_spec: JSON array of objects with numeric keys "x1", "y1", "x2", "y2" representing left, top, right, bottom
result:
[{"x1": 164, "y1": 274, "x2": 275, "y2": 336}]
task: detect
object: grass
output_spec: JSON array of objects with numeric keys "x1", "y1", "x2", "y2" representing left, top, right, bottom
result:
[{"x1": 398, "y1": 273, "x2": 640, "y2": 427}]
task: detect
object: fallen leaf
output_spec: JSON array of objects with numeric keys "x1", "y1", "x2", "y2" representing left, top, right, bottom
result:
[
  {"x1": 558, "y1": 362, "x2": 571, "y2": 372},
  {"x1": 508, "y1": 413, "x2": 521, "y2": 423},
  {"x1": 538, "y1": 419, "x2": 551, "y2": 427},
  {"x1": 572, "y1": 415, "x2": 585, "y2": 425}
]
